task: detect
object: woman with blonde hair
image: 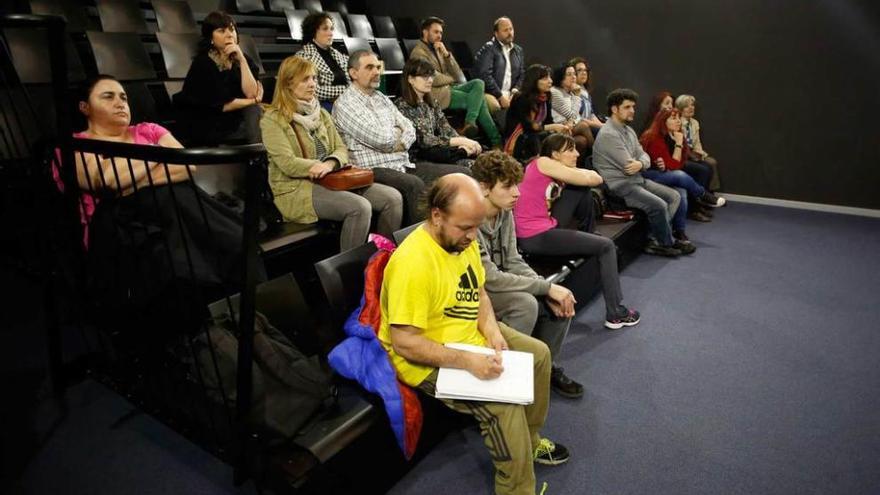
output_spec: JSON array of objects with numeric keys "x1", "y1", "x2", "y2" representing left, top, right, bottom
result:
[
  {"x1": 260, "y1": 56, "x2": 402, "y2": 251},
  {"x1": 675, "y1": 94, "x2": 721, "y2": 191}
]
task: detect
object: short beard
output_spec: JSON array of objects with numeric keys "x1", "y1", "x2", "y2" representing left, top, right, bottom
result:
[{"x1": 436, "y1": 225, "x2": 468, "y2": 253}]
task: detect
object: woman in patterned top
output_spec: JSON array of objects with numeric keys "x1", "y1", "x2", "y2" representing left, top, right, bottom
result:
[
  {"x1": 549, "y1": 62, "x2": 595, "y2": 164},
  {"x1": 395, "y1": 58, "x2": 482, "y2": 166},
  {"x1": 295, "y1": 12, "x2": 349, "y2": 108}
]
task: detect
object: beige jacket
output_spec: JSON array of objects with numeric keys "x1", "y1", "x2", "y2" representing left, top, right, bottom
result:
[
  {"x1": 682, "y1": 117, "x2": 708, "y2": 157},
  {"x1": 409, "y1": 40, "x2": 465, "y2": 109},
  {"x1": 260, "y1": 108, "x2": 348, "y2": 224}
]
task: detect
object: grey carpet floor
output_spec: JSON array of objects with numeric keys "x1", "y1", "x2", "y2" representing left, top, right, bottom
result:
[
  {"x1": 388, "y1": 203, "x2": 880, "y2": 495},
  {"x1": 11, "y1": 203, "x2": 880, "y2": 494}
]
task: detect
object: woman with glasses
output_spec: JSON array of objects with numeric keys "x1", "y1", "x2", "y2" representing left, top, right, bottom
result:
[
  {"x1": 513, "y1": 133, "x2": 640, "y2": 329},
  {"x1": 396, "y1": 58, "x2": 482, "y2": 166},
  {"x1": 569, "y1": 57, "x2": 604, "y2": 132}
]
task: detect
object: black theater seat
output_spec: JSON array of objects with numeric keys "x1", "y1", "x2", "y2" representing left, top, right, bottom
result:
[
  {"x1": 370, "y1": 15, "x2": 396, "y2": 39},
  {"x1": 95, "y1": 0, "x2": 152, "y2": 34},
  {"x1": 268, "y1": 0, "x2": 295, "y2": 13},
  {"x1": 156, "y1": 32, "x2": 199, "y2": 79},
  {"x1": 341, "y1": 36, "x2": 370, "y2": 56},
  {"x1": 346, "y1": 14, "x2": 372, "y2": 39},
  {"x1": 152, "y1": 0, "x2": 198, "y2": 34},
  {"x1": 86, "y1": 31, "x2": 157, "y2": 81},
  {"x1": 375, "y1": 38, "x2": 405, "y2": 71}
]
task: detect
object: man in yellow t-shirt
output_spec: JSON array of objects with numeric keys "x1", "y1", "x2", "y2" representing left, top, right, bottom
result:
[{"x1": 378, "y1": 173, "x2": 569, "y2": 495}]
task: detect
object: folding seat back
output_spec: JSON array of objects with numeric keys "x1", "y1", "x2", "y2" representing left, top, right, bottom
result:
[
  {"x1": 235, "y1": 0, "x2": 266, "y2": 14},
  {"x1": 392, "y1": 222, "x2": 422, "y2": 246},
  {"x1": 341, "y1": 36, "x2": 370, "y2": 56},
  {"x1": 401, "y1": 38, "x2": 420, "y2": 57},
  {"x1": 450, "y1": 40, "x2": 475, "y2": 72},
  {"x1": 284, "y1": 9, "x2": 308, "y2": 40},
  {"x1": 156, "y1": 32, "x2": 200, "y2": 79},
  {"x1": 267, "y1": 0, "x2": 295, "y2": 12},
  {"x1": 86, "y1": 31, "x2": 157, "y2": 81},
  {"x1": 95, "y1": 0, "x2": 151, "y2": 34},
  {"x1": 375, "y1": 38, "x2": 405, "y2": 71},
  {"x1": 370, "y1": 15, "x2": 396, "y2": 39},
  {"x1": 314, "y1": 242, "x2": 378, "y2": 345},
  {"x1": 296, "y1": 0, "x2": 322, "y2": 13},
  {"x1": 152, "y1": 0, "x2": 199, "y2": 34},
  {"x1": 324, "y1": 0, "x2": 349, "y2": 16},
  {"x1": 3, "y1": 27, "x2": 86, "y2": 84},
  {"x1": 237, "y1": 33, "x2": 266, "y2": 76},
  {"x1": 393, "y1": 17, "x2": 419, "y2": 40},
  {"x1": 29, "y1": 0, "x2": 95, "y2": 33},
  {"x1": 346, "y1": 14, "x2": 372, "y2": 39}
]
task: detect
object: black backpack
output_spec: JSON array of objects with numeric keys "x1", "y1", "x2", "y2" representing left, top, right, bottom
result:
[{"x1": 190, "y1": 311, "x2": 334, "y2": 439}]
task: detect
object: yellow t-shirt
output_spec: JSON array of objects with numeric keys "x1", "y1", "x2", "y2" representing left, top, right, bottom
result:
[{"x1": 378, "y1": 226, "x2": 488, "y2": 386}]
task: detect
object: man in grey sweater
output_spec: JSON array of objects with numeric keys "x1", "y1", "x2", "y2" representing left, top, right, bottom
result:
[
  {"x1": 592, "y1": 88, "x2": 695, "y2": 256},
  {"x1": 472, "y1": 151, "x2": 584, "y2": 398}
]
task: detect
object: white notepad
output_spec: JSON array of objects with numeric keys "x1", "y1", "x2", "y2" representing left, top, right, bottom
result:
[{"x1": 435, "y1": 343, "x2": 534, "y2": 405}]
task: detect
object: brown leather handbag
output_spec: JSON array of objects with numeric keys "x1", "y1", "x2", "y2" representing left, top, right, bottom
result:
[
  {"x1": 316, "y1": 165, "x2": 374, "y2": 191},
  {"x1": 290, "y1": 122, "x2": 374, "y2": 191}
]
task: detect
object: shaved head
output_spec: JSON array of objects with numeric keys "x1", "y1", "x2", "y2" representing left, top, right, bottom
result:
[{"x1": 426, "y1": 174, "x2": 486, "y2": 253}]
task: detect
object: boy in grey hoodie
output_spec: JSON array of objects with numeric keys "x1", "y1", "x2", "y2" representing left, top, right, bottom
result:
[{"x1": 473, "y1": 151, "x2": 584, "y2": 398}]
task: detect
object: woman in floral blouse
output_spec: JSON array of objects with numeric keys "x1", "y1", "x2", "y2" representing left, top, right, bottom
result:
[{"x1": 396, "y1": 58, "x2": 482, "y2": 167}]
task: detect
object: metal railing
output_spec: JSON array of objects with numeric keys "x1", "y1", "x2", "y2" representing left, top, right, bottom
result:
[{"x1": 1, "y1": 13, "x2": 270, "y2": 488}]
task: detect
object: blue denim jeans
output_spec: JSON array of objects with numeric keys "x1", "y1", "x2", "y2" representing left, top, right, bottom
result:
[
  {"x1": 643, "y1": 169, "x2": 705, "y2": 231},
  {"x1": 612, "y1": 179, "x2": 681, "y2": 246},
  {"x1": 683, "y1": 160, "x2": 713, "y2": 189}
]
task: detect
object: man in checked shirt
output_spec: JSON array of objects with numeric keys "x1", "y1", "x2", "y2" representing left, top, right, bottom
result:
[{"x1": 333, "y1": 50, "x2": 470, "y2": 225}]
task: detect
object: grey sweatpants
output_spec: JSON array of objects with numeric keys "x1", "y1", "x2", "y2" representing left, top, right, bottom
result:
[{"x1": 311, "y1": 182, "x2": 402, "y2": 251}]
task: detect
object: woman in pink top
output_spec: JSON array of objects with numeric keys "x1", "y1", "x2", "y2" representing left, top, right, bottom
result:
[
  {"x1": 513, "y1": 134, "x2": 639, "y2": 329},
  {"x1": 73, "y1": 75, "x2": 259, "y2": 313}
]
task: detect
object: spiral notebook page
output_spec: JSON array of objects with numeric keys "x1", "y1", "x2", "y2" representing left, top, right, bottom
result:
[{"x1": 435, "y1": 343, "x2": 534, "y2": 405}]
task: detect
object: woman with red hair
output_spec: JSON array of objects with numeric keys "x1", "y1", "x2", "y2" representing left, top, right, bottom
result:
[
  {"x1": 640, "y1": 108, "x2": 724, "y2": 239},
  {"x1": 640, "y1": 91, "x2": 673, "y2": 133}
]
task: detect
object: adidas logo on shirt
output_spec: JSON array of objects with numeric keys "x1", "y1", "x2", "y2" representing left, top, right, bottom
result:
[
  {"x1": 456, "y1": 264, "x2": 480, "y2": 302},
  {"x1": 445, "y1": 265, "x2": 480, "y2": 320}
]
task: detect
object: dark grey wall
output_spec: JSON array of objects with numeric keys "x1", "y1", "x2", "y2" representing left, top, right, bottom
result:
[{"x1": 371, "y1": 0, "x2": 880, "y2": 209}]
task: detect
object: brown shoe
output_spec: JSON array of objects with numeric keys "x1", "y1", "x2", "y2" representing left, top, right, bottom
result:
[
  {"x1": 458, "y1": 123, "x2": 480, "y2": 139},
  {"x1": 688, "y1": 210, "x2": 712, "y2": 222}
]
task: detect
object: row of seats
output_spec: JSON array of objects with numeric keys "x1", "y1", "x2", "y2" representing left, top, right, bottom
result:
[
  {"x1": 1, "y1": 11, "x2": 649, "y2": 492},
  {"x1": 21, "y1": 0, "x2": 477, "y2": 72},
  {"x1": 27, "y1": 0, "x2": 420, "y2": 42},
  {"x1": 5, "y1": 1, "x2": 479, "y2": 132}
]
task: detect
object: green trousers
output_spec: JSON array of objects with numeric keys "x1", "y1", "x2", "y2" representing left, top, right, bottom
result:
[
  {"x1": 417, "y1": 322, "x2": 551, "y2": 495},
  {"x1": 448, "y1": 79, "x2": 502, "y2": 146}
]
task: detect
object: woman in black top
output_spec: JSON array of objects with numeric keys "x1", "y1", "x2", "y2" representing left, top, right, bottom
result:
[
  {"x1": 503, "y1": 64, "x2": 570, "y2": 162},
  {"x1": 295, "y1": 12, "x2": 350, "y2": 108},
  {"x1": 175, "y1": 11, "x2": 263, "y2": 146}
]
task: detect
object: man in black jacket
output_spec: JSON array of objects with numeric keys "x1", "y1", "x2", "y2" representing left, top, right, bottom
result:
[{"x1": 474, "y1": 17, "x2": 525, "y2": 114}]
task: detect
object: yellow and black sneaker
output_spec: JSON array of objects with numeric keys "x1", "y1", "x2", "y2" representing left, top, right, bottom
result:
[{"x1": 534, "y1": 438, "x2": 570, "y2": 466}]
